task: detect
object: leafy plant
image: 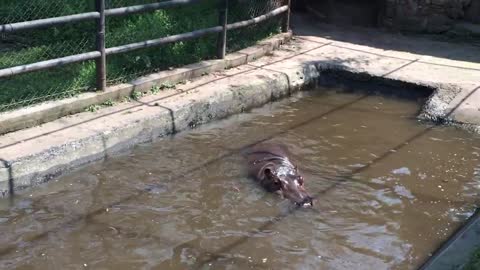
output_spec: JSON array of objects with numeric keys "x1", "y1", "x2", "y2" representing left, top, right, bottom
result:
[
  {"x1": 85, "y1": 104, "x2": 101, "y2": 113},
  {"x1": 131, "y1": 90, "x2": 143, "y2": 101}
]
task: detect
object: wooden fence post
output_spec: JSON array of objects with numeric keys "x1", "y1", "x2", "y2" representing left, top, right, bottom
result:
[
  {"x1": 95, "y1": 0, "x2": 107, "y2": 91},
  {"x1": 282, "y1": 0, "x2": 291, "y2": 32},
  {"x1": 217, "y1": 0, "x2": 228, "y2": 59}
]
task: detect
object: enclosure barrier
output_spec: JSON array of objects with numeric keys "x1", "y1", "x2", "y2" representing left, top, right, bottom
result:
[{"x1": 0, "y1": 0, "x2": 291, "y2": 92}]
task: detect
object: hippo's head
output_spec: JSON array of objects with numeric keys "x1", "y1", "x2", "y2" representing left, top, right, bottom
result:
[{"x1": 263, "y1": 167, "x2": 313, "y2": 208}]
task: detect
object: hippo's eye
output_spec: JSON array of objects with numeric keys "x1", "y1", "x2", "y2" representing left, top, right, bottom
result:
[{"x1": 271, "y1": 179, "x2": 282, "y2": 190}]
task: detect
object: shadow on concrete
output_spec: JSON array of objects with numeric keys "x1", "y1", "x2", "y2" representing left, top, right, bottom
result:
[
  {"x1": 291, "y1": 11, "x2": 480, "y2": 65},
  {"x1": 134, "y1": 99, "x2": 177, "y2": 134},
  {"x1": 303, "y1": 61, "x2": 434, "y2": 101}
]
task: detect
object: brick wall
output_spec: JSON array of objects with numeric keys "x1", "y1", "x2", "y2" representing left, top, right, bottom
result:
[{"x1": 383, "y1": 0, "x2": 479, "y2": 33}]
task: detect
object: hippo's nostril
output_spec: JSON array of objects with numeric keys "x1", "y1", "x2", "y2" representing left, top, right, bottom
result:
[
  {"x1": 301, "y1": 197, "x2": 313, "y2": 207},
  {"x1": 294, "y1": 197, "x2": 313, "y2": 208}
]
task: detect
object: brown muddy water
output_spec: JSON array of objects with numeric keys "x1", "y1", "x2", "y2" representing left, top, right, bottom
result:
[{"x1": 0, "y1": 90, "x2": 479, "y2": 270}]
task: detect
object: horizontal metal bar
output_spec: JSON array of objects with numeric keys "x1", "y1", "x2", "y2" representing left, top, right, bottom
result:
[
  {"x1": 0, "y1": 0, "x2": 281, "y2": 33},
  {"x1": 105, "y1": 0, "x2": 202, "y2": 17},
  {"x1": 106, "y1": 5, "x2": 287, "y2": 55},
  {"x1": 227, "y1": 5, "x2": 288, "y2": 30},
  {"x1": 0, "y1": 52, "x2": 101, "y2": 78},
  {"x1": 0, "y1": 0, "x2": 200, "y2": 33},
  {"x1": 106, "y1": 26, "x2": 223, "y2": 55},
  {"x1": 0, "y1": 12, "x2": 100, "y2": 33}
]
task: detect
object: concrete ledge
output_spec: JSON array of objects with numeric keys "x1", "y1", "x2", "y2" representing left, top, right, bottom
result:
[{"x1": 0, "y1": 32, "x2": 292, "y2": 135}]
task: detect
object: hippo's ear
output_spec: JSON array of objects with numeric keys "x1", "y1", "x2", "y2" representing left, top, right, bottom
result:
[{"x1": 264, "y1": 169, "x2": 281, "y2": 184}]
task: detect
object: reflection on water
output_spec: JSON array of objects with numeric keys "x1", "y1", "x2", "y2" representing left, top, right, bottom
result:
[{"x1": 0, "y1": 90, "x2": 479, "y2": 270}]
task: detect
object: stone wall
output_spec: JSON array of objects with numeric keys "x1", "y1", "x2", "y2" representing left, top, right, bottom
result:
[{"x1": 383, "y1": 0, "x2": 480, "y2": 33}]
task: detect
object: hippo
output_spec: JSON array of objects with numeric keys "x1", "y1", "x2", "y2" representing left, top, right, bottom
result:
[{"x1": 245, "y1": 143, "x2": 313, "y2": 207}]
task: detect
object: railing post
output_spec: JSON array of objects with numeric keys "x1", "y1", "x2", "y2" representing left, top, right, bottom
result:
[
  {"x1": 217, "y1": 0, "x2": 228, "y2": 59},
  {"x1": 95, "y1": 0, "x2": 107, "y2": 91},
  {"x1": 281, "y1": 0, "x2": 291, "y2": 32}
]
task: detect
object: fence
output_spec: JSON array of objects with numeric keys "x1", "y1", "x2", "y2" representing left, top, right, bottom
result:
[{"x1": 0, "y1": 0, "x2": 290, "y2": 112}]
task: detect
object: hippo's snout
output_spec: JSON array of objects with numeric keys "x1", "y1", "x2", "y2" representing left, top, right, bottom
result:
[
  {"x1": 280, "y1": 179, "x2": 313, "y2": 208},
  {"x1": 295, "y1": 196, "x2": 314, "y2": 208}
]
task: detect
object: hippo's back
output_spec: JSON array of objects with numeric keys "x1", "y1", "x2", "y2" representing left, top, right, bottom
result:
[
  {"x1": 246, "y1": 143, "x2": 289, "y2": 160},
  {"x1": 244, "y1": 143, "x2": 292, "y2": 177}
]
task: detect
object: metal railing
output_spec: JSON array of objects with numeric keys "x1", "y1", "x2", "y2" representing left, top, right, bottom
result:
[{"x1": 0, "y1": 0, "x2": 290, "y2": 92}]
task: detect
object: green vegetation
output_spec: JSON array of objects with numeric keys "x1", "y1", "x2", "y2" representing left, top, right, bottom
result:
[
  {"x1": 150, "y1": 82, "x2": 176, "y2": 94},
  {"x1": 84, "y1": 98, "x2": 116, "y2": 113},
  {"x1": 85, "y1": 104, "x2": 101, "y2": 113},
  {"x1": 0, "y1": 0, "x2": 281, "y2": 112},
  {"x1": 464, "y1": 247, "x2": 480, "y2": 270},
  {"x1": 130, "y1": 90, "x2": 144, "y2": 101},
  {"x1": 102, "y1": 99, "x2": 116, "y2": 107}
]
